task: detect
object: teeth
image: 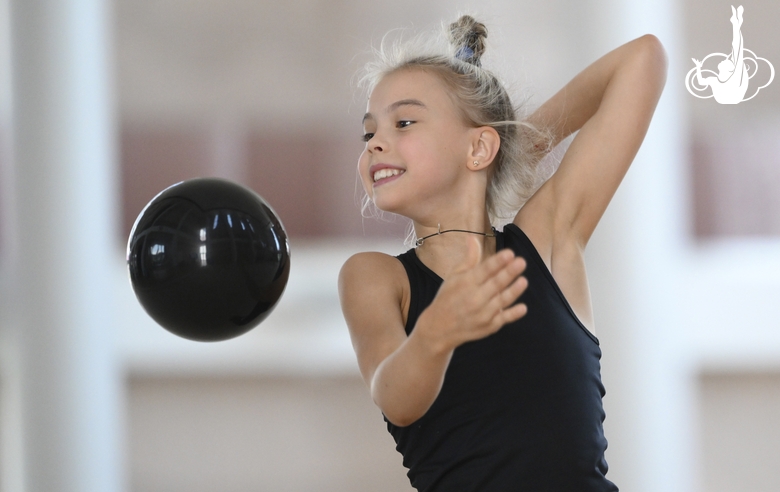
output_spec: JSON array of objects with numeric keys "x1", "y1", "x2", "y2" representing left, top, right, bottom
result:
[{"x1": 373, "y1": 168, "x2": 404, "y2": 182}]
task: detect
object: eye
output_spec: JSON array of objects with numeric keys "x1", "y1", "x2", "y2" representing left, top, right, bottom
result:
[
  {"x1": 397, "y1": 120, "x2": 414, "y2": 129},
  {"x1": 361, "y1": 132, "x2": 375, "y2": 142}
]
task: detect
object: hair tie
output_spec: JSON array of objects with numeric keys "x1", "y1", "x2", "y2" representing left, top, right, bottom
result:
[
  {"x1": 455, "y1": 46, "x2": 480, "y2": 67},
  {"x1": 455, "y1": 46, "x2": 474, "y2": 60}
]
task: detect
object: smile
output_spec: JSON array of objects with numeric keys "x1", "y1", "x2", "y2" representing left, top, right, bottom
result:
[{"x1": 373, "y1": 168, "x2": 405, "y2": 183}]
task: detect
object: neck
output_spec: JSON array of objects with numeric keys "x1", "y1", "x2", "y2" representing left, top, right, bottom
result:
[
  {"x1": 415, "y1": 224, "x2": 495, "y2": 247},
  {"x1": 414, "y1": 212, "x2": 493, "y2": 244},
  {"x1": 413, "y1": 218, "x2": 497, "y2": 279}
]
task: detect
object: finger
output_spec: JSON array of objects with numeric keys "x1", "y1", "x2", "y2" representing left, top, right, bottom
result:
[
  {"x1": 493, "y1": 303, "x2": 528, "y2": 329},
  {"x1": 452, "y1": 235, "x2": 483, "y2": 275},
  {"x1": 505, "y1": 303, "x2": 528, "y2": 323},
  {"x1": 480, "y1": 273, "x2": 528, "y2": 319},
  {"x1": 477, "y1": 256, "x2": 527, "y2": 298},
  {"x1": 500, "y1": 275, "x2": 528, "y2": 307},
  {"x1": 470, "y1": 248, "x2": 516, "y2": 285},
  {"x1": 474, "y1": 270, "x2": 527, "y2": 323},
  {"x1": 481, "y1": 275, "x2": 528, "y2": 330}
]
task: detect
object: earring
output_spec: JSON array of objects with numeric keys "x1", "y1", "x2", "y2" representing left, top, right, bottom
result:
[{"x1": 473, "y1": 161, "x2": 479, "y2": 167}]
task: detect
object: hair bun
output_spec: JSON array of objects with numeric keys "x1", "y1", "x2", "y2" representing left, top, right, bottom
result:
[{"x1": 449, "y1": 15, "x2": 488, "y2": 67}]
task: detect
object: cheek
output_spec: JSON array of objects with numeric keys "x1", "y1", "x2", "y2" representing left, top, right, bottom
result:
[
  {"x1": 357, "y1": 151, "x2": 373, "y2": 195},
  {"x1": 405, "y1": 137, "x2": 461, "y2": 179}
]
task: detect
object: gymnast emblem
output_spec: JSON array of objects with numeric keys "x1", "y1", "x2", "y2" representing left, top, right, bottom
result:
[{"x1": 685, "y1": 5, "x2": 774, "y2": 104}]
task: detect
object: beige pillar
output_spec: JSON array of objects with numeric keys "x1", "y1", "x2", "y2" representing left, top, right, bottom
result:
[
  {"x1": 585, "y1": 1, "x2": 696, "y2": 491},
  {"x1": 3, "y1": 0, "x2": 124, "y2": 491}
]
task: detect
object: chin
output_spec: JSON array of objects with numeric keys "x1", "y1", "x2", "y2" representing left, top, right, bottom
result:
[{"x1": 371, "y1": 195, "x2": 406, "y2": 217}]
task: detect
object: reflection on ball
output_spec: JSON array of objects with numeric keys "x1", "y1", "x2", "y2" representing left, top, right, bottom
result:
[{"x1": 127, "y1": 178, "x2": 290, "y2": 342}]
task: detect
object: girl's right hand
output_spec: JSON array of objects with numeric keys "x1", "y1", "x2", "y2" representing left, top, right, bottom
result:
[
  {"x1": 339, "y1": 238, "x2": 528, "y2": 426},
  {"x1": 417, "y1": 238, "x2": 528, "y2": 353}
]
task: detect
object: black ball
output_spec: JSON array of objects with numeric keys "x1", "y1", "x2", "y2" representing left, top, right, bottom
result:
[{"x1": 127, "y1": 178, "x2": 290, "y2": 342}]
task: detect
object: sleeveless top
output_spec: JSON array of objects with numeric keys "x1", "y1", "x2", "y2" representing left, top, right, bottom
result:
[{"x1": 388, "y1": 223, "x2": 618, "y2": 492}]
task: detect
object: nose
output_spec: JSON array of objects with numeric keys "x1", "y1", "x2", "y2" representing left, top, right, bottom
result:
[{"x1": 368, "y1": 133, "x2": 385, "y2": 154}]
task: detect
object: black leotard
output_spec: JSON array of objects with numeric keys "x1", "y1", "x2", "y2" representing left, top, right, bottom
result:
[{"x1": 389, "y1": 223, "x2": 618, "y2": 491}]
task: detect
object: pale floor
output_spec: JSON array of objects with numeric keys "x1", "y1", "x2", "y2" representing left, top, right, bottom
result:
[
  {"x1": 128, "y1": 373, "x2": 780, "y2": 492},
  {"x1": 698, "y1": 372, "x2": 780, "y2": 492},
  {"x1": 2, "y1": 373, "x2": 779, "y2": 491},
  {"x1": 127, "y1": 376, "x2": 414, "y2": 492}
]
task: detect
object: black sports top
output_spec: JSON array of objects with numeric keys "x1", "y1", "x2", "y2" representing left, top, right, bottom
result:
[{"x1": 389, "y1": 223, "x2": 618, "y2": 491}]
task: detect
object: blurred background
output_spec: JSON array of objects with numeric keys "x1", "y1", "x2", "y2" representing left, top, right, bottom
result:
[{"x1": 0, "y1": 0, "x2": 778, "y2": 491}]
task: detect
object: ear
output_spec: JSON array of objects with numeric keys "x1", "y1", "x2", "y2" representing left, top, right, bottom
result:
[{"x1": 467, "y1": 126, "x2": 500, "y2": 171}]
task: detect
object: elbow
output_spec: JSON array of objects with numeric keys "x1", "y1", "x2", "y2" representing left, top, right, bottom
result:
[
  {"x1": 637, "y1": 34, "x2": 669, "y2": 84},
  {"x1": 637, "y1": 34, "x2": 666, "y2": 58},
  {"x1": 383, "y1": 410, "x2": 417, "y2": 428},
  {"x1": 370, "y1": 385, "x2": 420, "y2": 428},
  {"x1": 625, "y1": 34, "x2": 668, "y2": 97}
]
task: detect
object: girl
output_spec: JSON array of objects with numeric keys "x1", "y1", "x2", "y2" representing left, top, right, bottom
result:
[{"x1": 339, "y1": 15, "x2": 666, "y2": 491}]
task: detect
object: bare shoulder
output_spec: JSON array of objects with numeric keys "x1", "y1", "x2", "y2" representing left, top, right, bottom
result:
[
  {"x1": 338, "y1": 252, "x2": 408, "y2": 305},
  {"x1": 338, "y1": 251, "x2": 410, "y2": 385}
]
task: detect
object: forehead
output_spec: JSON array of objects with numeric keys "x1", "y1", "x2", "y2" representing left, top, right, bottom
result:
[{"x1": 366, "y1": 68, "x2": 455, "y2": 115}]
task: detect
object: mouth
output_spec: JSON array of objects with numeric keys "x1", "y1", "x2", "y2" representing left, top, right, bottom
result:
[
  {"x1": 372, "y1": 168, "x2": 405, "y2": 183},
  {"x1": 368, "y1": 162, "x2": 406, "y2": 187}
]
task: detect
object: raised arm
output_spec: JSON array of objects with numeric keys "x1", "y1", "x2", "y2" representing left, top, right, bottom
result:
[{"x1": 516, "y1": 34, "x2": 667, "y2": 248}]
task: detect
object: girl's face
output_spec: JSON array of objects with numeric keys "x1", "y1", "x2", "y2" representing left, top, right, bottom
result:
[{"x1": 359, "y1": 69, "x2": 474, "y2": 218}]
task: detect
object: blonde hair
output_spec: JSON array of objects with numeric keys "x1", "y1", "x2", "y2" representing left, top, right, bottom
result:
[{"x1": 358, "y1": 15, "x2": 555, "y2": 237}]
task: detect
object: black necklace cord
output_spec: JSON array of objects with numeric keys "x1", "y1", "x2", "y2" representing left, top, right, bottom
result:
[{"x1": 415, "y1": 224, "x2": 496, "y2": 247}]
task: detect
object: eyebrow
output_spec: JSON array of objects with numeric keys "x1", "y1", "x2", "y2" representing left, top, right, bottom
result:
[{"x1": 362, "y1": 99, "x2": 427, "y2": 124}]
